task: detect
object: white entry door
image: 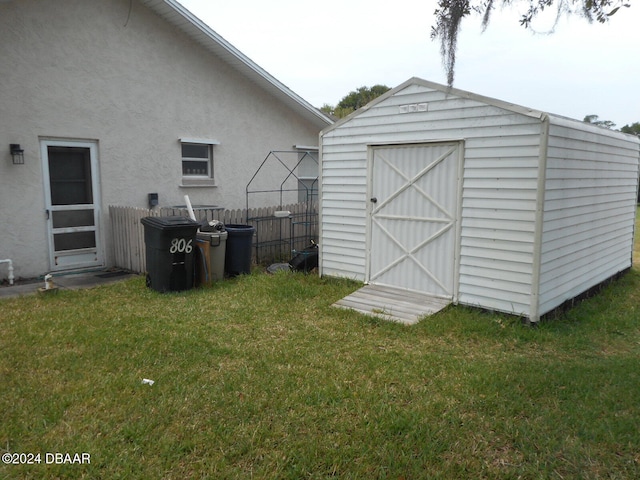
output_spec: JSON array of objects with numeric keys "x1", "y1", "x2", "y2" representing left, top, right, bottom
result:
[
  {"x1": 41, "y1": 140, "x2": 103, "y2": 271},
  {"x1": 368, "y1": 143, "x2": 461, "y2": 298}
]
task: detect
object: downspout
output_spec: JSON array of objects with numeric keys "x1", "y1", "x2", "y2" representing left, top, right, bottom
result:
[
  {"x1": 0, "y1": 259, "x2": 15, "y2": 286},
  {"x1": 530, "y1": 114, "x2": 551, "y2": 324}
]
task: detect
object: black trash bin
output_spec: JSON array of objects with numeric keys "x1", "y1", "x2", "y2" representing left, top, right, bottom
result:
[
  {"x1": 289, "y1": 241, "x2": 319, "y2": 273},
  {"x1": 224, "y1": 224, "x2": 255, "y2": 276},
  {"x1": 140, "y1": 216, "x2": 200, "y2": 292}
]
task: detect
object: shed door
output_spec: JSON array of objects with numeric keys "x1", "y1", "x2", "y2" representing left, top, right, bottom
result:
[
  {"x1": 368, "y1": 143, "x2": 460, "y2": 298},
  {"x1": 41, "y1": 140, "x2": 103, "y2": 271}
]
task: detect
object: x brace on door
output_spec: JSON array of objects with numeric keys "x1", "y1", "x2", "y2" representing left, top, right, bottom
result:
[{"x1": 370, "y1": 145, "x2": 457, "y2": 295}]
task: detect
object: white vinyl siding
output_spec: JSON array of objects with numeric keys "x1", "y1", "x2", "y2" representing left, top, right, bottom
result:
[
  {"x1": 321, "y1": 82, "x2": 543, "y2": 317},
  {"x1": 537, "y1": 118, "x2": 640, "y2": 315},
  {"x1": 320, "y1": 78, "x2": 639, "y2": 322}
]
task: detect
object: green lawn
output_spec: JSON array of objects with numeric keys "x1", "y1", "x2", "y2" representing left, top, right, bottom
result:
[{"x1": 1, "y1": 215, "x2": 639, "y2": 479}]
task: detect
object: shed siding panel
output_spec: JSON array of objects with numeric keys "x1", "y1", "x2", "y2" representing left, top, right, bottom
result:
[
  {"x1": 321, "y1": 83, "x2": 543, "y2": 316},
  {"x1": 538, "y1": 120, "x2": 640, "y2": 316}
]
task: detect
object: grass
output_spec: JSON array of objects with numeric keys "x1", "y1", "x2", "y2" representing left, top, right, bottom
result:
[{"x1": 0, "y1": 213, "x2": 639, "y2": 479}]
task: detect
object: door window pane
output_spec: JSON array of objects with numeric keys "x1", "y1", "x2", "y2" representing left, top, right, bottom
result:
[
  {"x1": 53, "y1": 232, "x2": 96, "y2": 251},
  {"x1": 52, "y1": 210, "x2": 95, "y2": 229},
  {"x1": 48, "y1": 147, "x2": 93, "y2": 205}
]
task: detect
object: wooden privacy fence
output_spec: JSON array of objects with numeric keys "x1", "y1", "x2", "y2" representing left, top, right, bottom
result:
[{"x1": 109, "y1": 203, "x2": 318, "y2": 273}]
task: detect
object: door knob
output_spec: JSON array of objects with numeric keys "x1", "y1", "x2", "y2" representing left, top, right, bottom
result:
[{"x1": 370, "y1": 197, "x2": 377, "y2": 203}]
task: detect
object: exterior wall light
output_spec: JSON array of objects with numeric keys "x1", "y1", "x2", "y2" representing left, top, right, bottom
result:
[{"x1": 10, "y1": 144, "x2": 24, "y2": 165}]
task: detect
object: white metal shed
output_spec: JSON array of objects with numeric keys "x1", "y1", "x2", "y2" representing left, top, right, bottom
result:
[{"x1": 319, "y1": 78, "x2": 640, "y2": 323}]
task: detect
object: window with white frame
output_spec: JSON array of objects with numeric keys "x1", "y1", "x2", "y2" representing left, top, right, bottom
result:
[
  {"x1": 180, "y1": 138, "x2": 219, "y2": 181},
  {"x1": 295, "y1": 146, "x2": 319, "y2": 204}
]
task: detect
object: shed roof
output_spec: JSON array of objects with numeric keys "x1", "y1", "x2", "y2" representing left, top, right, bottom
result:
[
  {"x1": 322, "y1": 77, "x2": 640, "y2": 145},
  {"x1": 141, "y1": 0, "x2": 333, "y2": 130}
]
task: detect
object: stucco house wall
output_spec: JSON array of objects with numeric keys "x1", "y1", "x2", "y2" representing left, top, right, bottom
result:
[{"x1": 0, "y1": 0, "x2": 330, "y2": 279}]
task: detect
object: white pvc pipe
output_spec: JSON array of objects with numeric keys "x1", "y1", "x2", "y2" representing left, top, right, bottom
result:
[
  {"x1": 183, "y1": 194, "x2": 196, "y2": 221},
  {"x1": 0, "y1": 259, "x2": 14, "y2": 286}
]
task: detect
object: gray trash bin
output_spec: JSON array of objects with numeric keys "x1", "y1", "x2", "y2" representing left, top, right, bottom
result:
[{"x1": 195, "y1": 230, "x2": 228, "y2": 285}]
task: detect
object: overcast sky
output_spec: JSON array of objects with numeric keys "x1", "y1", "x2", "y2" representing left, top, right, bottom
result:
[{"x1": 178, "y1": 0, "x2": 639, "y2": 127}]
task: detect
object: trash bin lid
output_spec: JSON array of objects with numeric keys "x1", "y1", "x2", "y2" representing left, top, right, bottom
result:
[
  {"x1": 196, "y1": 231, "x2": 228, "y2": 240},
  {"x1": 141, "y1": 216, "x2": 200, "y2": 230},
  {"x1": 224, "y1": 224, "x2": 255, "y2": 235}
]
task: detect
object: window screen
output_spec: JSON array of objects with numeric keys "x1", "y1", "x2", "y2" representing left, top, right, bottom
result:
[{"x1": 182, "y1": 143, "x2": 212, "y2": 177}]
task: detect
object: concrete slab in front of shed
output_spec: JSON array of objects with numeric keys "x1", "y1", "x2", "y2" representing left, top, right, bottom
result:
[{"x1": 333, "y1": 284, "x2": 451, "y2": 325}]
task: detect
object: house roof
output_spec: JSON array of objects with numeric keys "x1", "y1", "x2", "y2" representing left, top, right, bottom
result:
[{"x1": 140, "y1": 0, "x2": 333, "y2": 130}]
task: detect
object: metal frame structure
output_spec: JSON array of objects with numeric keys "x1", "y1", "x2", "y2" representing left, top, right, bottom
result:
[{"x1": 245, "y1": 150, "x2": 318, "y2": 264}]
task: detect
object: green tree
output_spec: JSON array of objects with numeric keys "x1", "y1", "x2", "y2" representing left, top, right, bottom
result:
[
  {"x1": 583, "y1": 114, "x2": 616, "y2": 129},
  {"x1": 620, "y1": 122, "x2": 640, "y2": 136},
  {"x1": 322, "y1": 85, "x2": 391, "y2": 118},
  {"x1": 431, "y1": 0, "x2": 632, "y2": 86}
]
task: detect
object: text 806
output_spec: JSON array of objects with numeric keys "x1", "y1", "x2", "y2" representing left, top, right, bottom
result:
[{"x1": 169, "y1": 238, "x2": 193, "y2": 254}]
